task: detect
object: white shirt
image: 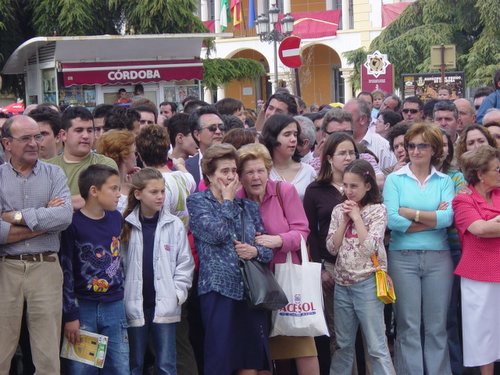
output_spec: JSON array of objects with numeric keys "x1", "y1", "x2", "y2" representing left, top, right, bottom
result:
[{"x1": 361, "y1": 131, "x2": 396, "y2": 170}]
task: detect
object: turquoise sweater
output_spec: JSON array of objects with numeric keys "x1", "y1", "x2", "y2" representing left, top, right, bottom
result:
[{"x1": 383, "y1": 165, "x2": 455, "y2": 251}]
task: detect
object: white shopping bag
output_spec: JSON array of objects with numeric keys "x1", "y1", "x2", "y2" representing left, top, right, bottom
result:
[{"x1": 270, "y1": 236, "x2": 329, "y2": 337}]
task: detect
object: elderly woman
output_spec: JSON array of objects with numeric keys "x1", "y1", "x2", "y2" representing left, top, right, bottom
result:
[
  {"x1": 454, "y1": 124, "x2": 496, "y2": 162},
  {"x1": 383, "y1": 122, "x2": 455, "y2": 374},
  {"x1": 187, "y1": 143, "x2": 273, "y2": 375},
  {"x1": 453, "y1": 146, "x2": 500, "y2": 375},
  {"x1": 261, "y1": 114, "x2": 316, "y2": 200},
  {"x1": 236, "y1": 143, "x2": 319, "y2": 375}
]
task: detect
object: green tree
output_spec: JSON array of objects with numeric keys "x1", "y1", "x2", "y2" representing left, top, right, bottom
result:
[
  {"x1": 109, "y1": 0, "x2": 208, "y2": 34},
  {"x1": 345, "y1": 0, "x2": 500, "y2": 90}
]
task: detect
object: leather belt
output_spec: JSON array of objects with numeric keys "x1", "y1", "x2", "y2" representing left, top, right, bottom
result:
[{"x1": 2, "y1": 252, "x2": 57, "y2": 262}]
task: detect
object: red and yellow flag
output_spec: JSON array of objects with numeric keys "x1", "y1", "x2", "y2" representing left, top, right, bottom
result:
[{"x1": 230, "y1": 0, "x2": 242, "y2": 28}]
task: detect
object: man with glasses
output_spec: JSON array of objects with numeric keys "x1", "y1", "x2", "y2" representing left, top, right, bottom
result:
[
  {"x1": 433, "y1": 101, "x2": 459, "y2": 143},
  {"x1": 28, "y1": 107, "x2": 63, "y2": 160},
  {"x1": 47, "y1": 106, "x2": 118, "y2": 210},
  {"x1": 186, "y1": 106, "x2": 225, "y2": 190},
  {"x1": 0, "y1": 115, "x2": 72, "y2": 375},
  {"x1": 401, "y1": 96, "x2": 423, "y2": 122}
]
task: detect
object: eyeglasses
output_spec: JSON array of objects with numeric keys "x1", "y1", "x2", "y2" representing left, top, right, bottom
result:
[
  {"x1": 201, "y1": 123, "x2": 226, "y2": 133},
  {"x1": 407, "y1": 142, "x2": 431, "y2": 151},
  {"x1": 402, "y1": 108, "x2": 419, "y2": 114},
  {"x1": 8, "y1": 134, "x2": 44, "y2": 144},
  {"x1": 333, "y1": 150, "x2": 357, "y2": 158}
]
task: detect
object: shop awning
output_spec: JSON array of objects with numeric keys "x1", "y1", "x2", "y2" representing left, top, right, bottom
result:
[
  {"x1": 2, "y1": 33, "x2": 230, "y2": 75},
  {"x1": 61, "y1": 59, "x2": 203, "y2": 86}
]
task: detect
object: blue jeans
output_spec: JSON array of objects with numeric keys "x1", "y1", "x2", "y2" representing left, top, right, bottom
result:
[
  {"x1": 128, "y1": 308, "x2": 176, "y2": 375},
  {"x1": 389, "y1": 250, "x2": 453, "y2": 375},
  {"x1": 65, "y1": 299, "x2": 130, "y2": 375},
  {"x1": 330, "y1": 277, "x2": 395, "y2": 375}
]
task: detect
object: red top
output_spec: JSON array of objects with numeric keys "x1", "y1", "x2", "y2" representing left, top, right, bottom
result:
[{"x1": 453, "y1": 185, "x2": 500, "y2": 282}]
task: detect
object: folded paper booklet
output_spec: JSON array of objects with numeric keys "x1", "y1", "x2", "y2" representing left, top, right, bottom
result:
[{"x1": 60, "y1": 329, "x2": 108, "y2": 368}]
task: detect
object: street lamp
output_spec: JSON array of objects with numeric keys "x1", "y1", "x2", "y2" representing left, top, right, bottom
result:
[{"x1": 256, "y1": 5, "x2": 294, "y2": 93}]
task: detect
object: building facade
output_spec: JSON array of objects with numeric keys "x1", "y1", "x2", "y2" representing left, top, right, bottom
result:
[{"x1": 200, "y1": 0, "x2": 412, "y2": 109}]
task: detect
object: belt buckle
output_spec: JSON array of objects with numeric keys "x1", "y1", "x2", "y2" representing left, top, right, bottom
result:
[{"x1": 20, "y1": 254, "x2": 38, "y2": 262}]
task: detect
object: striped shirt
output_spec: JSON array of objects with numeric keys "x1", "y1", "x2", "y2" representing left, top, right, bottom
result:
[{"x1": 0, "y1": 161, "x2": 73, "y2": 255}]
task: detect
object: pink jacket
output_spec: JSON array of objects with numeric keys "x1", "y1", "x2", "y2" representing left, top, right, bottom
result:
[{"x1": 238, "y1": 180, "x2": 310, "y2": 268}]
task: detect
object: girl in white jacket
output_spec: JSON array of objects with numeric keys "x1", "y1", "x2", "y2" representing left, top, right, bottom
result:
[{"x1": 121, "y1": 168, "x2": 194, "y2": 375}]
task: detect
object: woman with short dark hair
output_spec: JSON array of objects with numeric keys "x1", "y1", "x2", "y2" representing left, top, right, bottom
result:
[{"x1": 260, "y1": 114, "x2": 316, "y2": 200}]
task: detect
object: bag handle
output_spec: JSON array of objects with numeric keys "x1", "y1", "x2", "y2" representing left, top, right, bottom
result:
[
  {"x1": 370, "y1": 253, "x2": 381, "y2": 271},
  {"x1": 276, "y1": 181, "x2": 284, "y2": 210}
]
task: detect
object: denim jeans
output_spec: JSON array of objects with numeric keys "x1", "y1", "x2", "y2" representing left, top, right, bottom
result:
[
  {"x1": 128, "y1": 307, "x2": 176, "y2": 375},
  {"x1": 64, "y1": 299, "x2": 130, "y2": 375},
  {"x1": 330, "y1": 277, "x2": 395, "y2": 375},
  {"x1": 389, "y1": 250, "x2": 453, "y2": 375}
]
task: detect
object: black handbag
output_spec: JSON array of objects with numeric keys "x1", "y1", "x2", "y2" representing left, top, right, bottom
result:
[{"x1": 238, "y1": 202, "x2": 288, "y2": 310}]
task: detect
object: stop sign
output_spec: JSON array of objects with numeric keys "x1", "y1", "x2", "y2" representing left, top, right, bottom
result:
[{"x1": 278, "y1": 36, "x2": 302, "y2": 68}]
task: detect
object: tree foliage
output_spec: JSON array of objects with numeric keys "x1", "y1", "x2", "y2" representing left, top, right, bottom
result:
[
  {"x1": 203, "y1": 58, "x2": 267, "y2": 91},
  {"x1": 344, "y1": 0, "x2": 500, "y2": 90},
  {"x1": 0, "y1": 0, "x2": 214, "y2": 94}
]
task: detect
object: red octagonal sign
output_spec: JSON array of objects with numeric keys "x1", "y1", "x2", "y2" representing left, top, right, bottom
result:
[{"x1": 278, "y1": 36, "x2": 302, "y2": 68}]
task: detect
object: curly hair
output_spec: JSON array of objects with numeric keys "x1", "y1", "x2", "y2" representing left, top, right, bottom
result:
[{"x1": 135, "y1": 124, "x2": 170, "y2": 167}]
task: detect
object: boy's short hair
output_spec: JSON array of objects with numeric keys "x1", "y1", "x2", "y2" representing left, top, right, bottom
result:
[
  {"x1": 61, "y1": 106, "x2": 94, "y2": 131},
  {"x1": 78, "y1": 164, "x2": 119, "y2": 200}
]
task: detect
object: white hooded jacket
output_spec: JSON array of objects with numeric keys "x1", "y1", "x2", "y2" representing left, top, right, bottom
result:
[{"x1": 122, "y1": 206, "x2": 194, "y2": 327}]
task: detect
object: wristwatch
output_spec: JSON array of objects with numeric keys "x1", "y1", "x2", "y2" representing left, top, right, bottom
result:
[{"x1": 13, "y1": 211, "x2": 23, "y2": 225}]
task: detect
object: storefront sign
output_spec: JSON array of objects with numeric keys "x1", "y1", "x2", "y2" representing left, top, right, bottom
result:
[
  {"x1": 61, "y1": 59, "x2": 203, "y2": 86},
  {"x1": 401, "y1": 71, "x2": 465, "y2": 100}
]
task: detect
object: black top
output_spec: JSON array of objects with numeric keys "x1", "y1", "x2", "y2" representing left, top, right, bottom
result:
[
  {"x1": 303, "y1": 181, "x2": 345, "y2": 263},
  {"x1": 141, "y1": 212, "x2": 159, "y2": 309}
]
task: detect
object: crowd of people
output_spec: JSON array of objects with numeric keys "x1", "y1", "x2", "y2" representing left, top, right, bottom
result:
[{"x1": 0, "y1": 70, "x2": 499, "y2": 375}]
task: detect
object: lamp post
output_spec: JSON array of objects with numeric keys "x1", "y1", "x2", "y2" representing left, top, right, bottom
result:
[{"x1": 256, "y1": 5, "x2": 294, "y2": 93}]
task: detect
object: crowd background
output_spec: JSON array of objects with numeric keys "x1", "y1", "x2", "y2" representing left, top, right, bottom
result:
[{"x1": 0, "y1": 70, "x2": 499, "y2": 375}]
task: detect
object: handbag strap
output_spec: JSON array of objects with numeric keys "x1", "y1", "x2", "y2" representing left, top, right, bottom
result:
[
  {"x1": 276, "y1": 181, "x2": 284, "y2": 210},
  {"x1": 371, "y1": 253, "x2": 382, "y2": 271}
]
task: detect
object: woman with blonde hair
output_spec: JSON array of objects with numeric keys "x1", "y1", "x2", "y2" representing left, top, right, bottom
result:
[{"x1": 236, "y1": 143, "x2": 318, "y2": 375}]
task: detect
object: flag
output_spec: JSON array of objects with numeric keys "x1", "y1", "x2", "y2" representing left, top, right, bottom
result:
[
  {"x1": 220, "y1": 0, "x2": 230, "y2": 31},
  {"x1": 231, "y1": 0, "x2": 242, "y2": 29},
  {"x1": 248, "y1": 0, "x2": 256, "y2": 28}
]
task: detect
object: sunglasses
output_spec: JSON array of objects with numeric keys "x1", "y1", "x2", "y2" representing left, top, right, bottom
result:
[
  {"x1": 407, "y1": 142, "x2": 431, "y2": 151},
  {"x1": 202, "y1": 123, "x2": 226, "y2": 133},
  {"x1": 402, "y1": 108, "x2": 419, "y2": 114}
]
